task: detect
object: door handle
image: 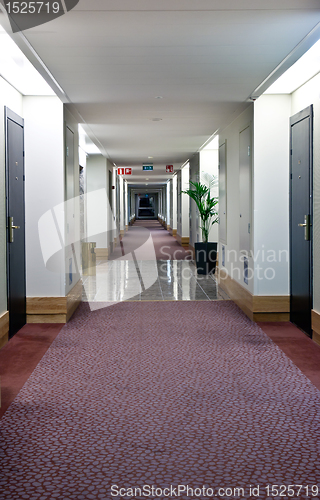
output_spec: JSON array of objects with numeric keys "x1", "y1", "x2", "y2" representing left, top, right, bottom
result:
[
  {"x1": 8, "y1": 216, "x2": 20, "y2": 243},
  {"x1": 298, "y1": 215, "x2": 312, "y2": 241}
]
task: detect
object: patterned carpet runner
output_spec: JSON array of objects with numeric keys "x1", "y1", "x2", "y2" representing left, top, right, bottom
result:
[
  {"x1": 110, "y1": 220, "x2": 192, "y2": 261},
  {"x1": 1, "y1": 301, "x2": 319, "y2": 499}
]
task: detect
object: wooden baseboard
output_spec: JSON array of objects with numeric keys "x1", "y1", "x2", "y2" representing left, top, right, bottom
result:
[
  {"x1": 253, "y1": 313, "x2": 290, "y2": 322},
  {"x1": 120, "y1": 229, "x2": 125, "y2": 236},
  {"x1": 95, "y1": 248, "x2": 109, "y2": 259},
  {"x1": 177, "y1": 234, "x2": 190, "y2": 247},
  {"x1": 26, "y1": 297, "x2": 66, "y2": 315},
  {"x1": 66, "y1": 280, "x2": 83, "y2": 322},
  {"x1": 170, "y1": 228, "x2": 177, "y2": 237},
  {"x1": 125, "y1": 225, "x2": 129, "y2": 231},
  {"x1": 312, "y1": 310, "x2": 320, "y2": 345},
  {"x1": 218, "y1": 268, "x2": 290, "y2": 322},
  {"x1": 0, "y1": 311, "x2": 9, "y2": 349},
  {"x1": 166, "y1": 224, "x2": 171, "y2": 231},
  {"x1": 27, "y1": 314, "x2": 67, "y2": 324},
  {"x1": 27, "y1": 280, "x2": 82, "y2": 324}
]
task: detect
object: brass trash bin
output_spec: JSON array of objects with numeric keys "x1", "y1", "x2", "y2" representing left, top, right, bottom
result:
[{"x1": 82, "y1": 242, "x2": 96, "y2": 276}]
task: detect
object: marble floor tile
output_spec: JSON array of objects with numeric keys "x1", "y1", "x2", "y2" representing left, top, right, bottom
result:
[{"x1": 82, "y1": 259, "x2": 229, "y2": 303}]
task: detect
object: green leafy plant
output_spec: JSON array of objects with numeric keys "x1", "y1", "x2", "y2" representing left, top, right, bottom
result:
[{"x1": 182, "y1": 175, "x2": 219, "y2": 243}]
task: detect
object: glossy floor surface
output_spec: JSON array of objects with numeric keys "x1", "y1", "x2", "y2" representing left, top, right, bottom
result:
[
  {"x1": 82, "y1": 260, "x2": 229, "y2": 302},
  {"x1": 83, "y1": 220, "x2": 228, "y2": 303}
]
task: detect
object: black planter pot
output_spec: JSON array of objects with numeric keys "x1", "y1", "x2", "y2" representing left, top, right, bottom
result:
[{"x1": 194, "y1": 242, "x2": 217, "y2": 275}]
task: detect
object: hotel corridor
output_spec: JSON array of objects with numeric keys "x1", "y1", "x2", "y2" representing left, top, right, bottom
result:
[
  {"x1": 1, "y1": 3, "x2": 320, "y2": 499},
  {"x1": 1, "y1": 222, "x2": 320, "y2": 499}
]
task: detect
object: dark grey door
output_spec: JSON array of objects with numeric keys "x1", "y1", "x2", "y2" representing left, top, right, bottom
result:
[
  {"x1": 290, "y1": 105, "x2": 313, "y2": 336},
  {"x1": 5, "y1": 108, "x2": 26, "y2": 337}
]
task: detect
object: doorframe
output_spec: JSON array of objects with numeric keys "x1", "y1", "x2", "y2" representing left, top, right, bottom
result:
[
  {"x1": 5, "y1": 107, "x2": 26, "y2": 336},
  {"x1": 289, "y1": 104, "x2": 313, "y2": 333}
]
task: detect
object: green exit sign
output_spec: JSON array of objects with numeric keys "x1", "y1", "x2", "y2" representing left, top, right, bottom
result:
[{"x1": 143, "y1": 165, "x2": 153, "y2": 171}]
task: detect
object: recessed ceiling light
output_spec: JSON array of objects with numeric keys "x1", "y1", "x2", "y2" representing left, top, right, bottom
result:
[
  {"x1": 155, "y1": 96, "x2": 163, "y2": 99},
  {"x1": 146, "y1": 178, "x2": 149, "y2": 180},
  {"x1": 148, "y1": 156, "x2": 153, "y2": 159},
  {"x1": 151, "y1": 118, "x2": 162, "y2": 121}
]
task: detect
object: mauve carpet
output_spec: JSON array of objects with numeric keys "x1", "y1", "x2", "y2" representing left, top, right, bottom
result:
[
  {"x1": 110, "y1": 220, "x2": 192, "y2": 261},
  {"x1": 1, "y1": 301, "x2": 320, "y2": 500}
]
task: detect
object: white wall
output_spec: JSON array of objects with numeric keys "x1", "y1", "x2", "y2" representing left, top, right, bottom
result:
[
  {"x1": 0, "y1": 77, "x2": 23, "y2": 314},
  {"x1": 189, "y1": 154, "x2": 199, "y2": 247},
  {"x1": 79, "y1": 146, "x2": 87, "y2": 243},
  {"x1": 170, "y1": 176, "x2": 177, "y2": 232},
  {"x1": 178, "y1": 164, "x2": 190, "y2": 239},
  {"x1": 119, "y1": 175, "x2": 124, "y2": 232},
  {"x1": 253, "y1": 95, "x2": 291, "y2": 295},
  {"x1": 219, "y1": 76, "x2": 320, "y2": 309},
  {"x1": 166, "y1": 181, "x2": 170, "y2": 228},
  {"x1": 24, "y1": 96, "x2": 65, "y2": 297},
  {"x1": 159, "y1": 188, "x2": 164, "y2": 219},
  {"x1": 163, "y1": 186, "x2": 167, "y2": 223},
  {"x1": 124, "y1": 181, "x2": 128, "y2": 228},
  {"x1": 200, "y1": 138, "x2": 219, "y2": 243},
  {"x1": 219, "y1": 105, "x2": 254, "y2": 294},
  {"x1": 64, "y1": 108, "x2": 80, "y2": 295},
  {"x1": 86, "y1": 155, "x2": 108, "y2": 249},
  {"x1": 291, "y1": 72, "x2": 320, "y2": 313},
  {"x1": 107, "y1": 160, "x2": 114, "y2": 249},
  {"x1": 113, "y1": 168, "x2": 119, "y2": 239}
]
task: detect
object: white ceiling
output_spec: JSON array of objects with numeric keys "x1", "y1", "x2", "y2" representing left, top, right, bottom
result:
[{"x1": 2, "y1": 0, "x2": 320, "y2": 185}]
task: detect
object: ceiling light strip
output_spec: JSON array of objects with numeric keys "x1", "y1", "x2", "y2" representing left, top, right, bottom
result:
[
  {"x1": 250, "y1": 21, "x2": 320, "y2": 99},
  {"x1": 0, "y1": 3, "x2": 66, "y2": 95},
  {"x1": 180, "y1": 159, "x2": 190, "y2": 169},
  {"x1": 198, "y1": 130, "x2": 219, "y2": 151}
]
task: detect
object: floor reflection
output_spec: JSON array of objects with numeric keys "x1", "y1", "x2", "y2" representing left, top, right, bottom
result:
[{"x1": 82, "y1": 260, "x2": 229, "y2": 303}]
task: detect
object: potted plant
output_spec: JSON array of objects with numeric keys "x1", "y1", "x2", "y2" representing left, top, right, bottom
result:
[{"x1": 182, "y1": 175, "x2": 219, "y2": 275}]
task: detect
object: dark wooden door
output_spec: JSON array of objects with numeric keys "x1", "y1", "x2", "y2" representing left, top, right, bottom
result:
[
  {"x1": 5, "y1": 108, "x2": 26, "y2": 337},
  {"x1": 290, "y1": 105, "x2": 313, "y2": 336}
]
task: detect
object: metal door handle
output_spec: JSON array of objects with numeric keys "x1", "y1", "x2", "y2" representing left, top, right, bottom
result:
[
  {"x1": 298, "y1": 215, "x2": 312, "y2": 241},
  {"x1": 8, "y1": 216, "x2": 20, "y2": 243}
]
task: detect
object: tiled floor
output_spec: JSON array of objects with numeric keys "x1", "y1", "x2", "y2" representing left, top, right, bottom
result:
[{"x1": 82, "y1": 260, "x2": 229, "y2": 302}]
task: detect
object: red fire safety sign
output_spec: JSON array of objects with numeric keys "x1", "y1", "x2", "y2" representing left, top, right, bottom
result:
[
  {"x1": 166, "y1": 165, "x2": 174, "y2": 173},
  {"x1": 117, "y1": 167, "x2": 132, "y2": 175}
]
